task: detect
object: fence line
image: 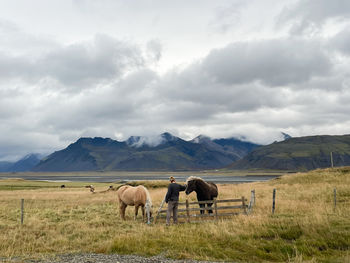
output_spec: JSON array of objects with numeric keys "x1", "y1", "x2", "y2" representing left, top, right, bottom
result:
[{"x1": 155, "y1": 196, "x2": 249, "y2": 223}]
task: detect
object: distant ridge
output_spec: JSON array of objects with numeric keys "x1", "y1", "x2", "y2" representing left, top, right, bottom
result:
[
  {"x1": 229, "y1": 134, "x2": 350, "y2": 170},
  {"x1": 33, "y1": 133, "x2": 260, "y2": 172},
  {"x1": 0, "y1": 154, "x2": 42, "y2": 172},
  {"x1": 281, "y1": 132, "x2": 292, "y2": 140}
]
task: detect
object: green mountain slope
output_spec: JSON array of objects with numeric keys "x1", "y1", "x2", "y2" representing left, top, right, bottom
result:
[{"x1": 230, "y1": 134, "x2": 350, "y2": 170}]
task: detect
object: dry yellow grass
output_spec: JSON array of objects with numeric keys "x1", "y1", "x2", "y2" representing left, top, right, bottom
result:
[{"x1": 0, "y1": 168, "x2": 349, "y2": 262}]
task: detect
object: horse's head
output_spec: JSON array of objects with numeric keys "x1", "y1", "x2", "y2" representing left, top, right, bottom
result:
[
  {"x1": 145, "y1": 199, "x2": 153, "y2": 219},
  {"x1": 185, "y1": 179, "x2": 197, "y2": 195}
]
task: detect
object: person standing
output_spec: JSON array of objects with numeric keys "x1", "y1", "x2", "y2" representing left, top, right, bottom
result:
[{"x1": 165, "y1": 176, "x2": 186, "y2": 225}]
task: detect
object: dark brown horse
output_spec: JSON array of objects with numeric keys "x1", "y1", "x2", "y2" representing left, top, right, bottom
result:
[{"x1": 185, "y1": 176, "x2": 218, "y2": 214}]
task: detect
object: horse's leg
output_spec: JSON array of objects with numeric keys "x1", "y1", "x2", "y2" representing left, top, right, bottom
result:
[
  {"x1": 120, "y1": 203, "x2": 127, "y2": 220},
  {"x1": 134, "y1": 205, "x2": 139, "y2": 220},
  {"x1": 141, "y1": 205, "x2": 145, "y2": 221},
  {"x1": 207, "y1": 202, "x2": 213, "y2": 214},
  {"x1": 199, "y1": 203, "x2": 205, "y2": 214}
]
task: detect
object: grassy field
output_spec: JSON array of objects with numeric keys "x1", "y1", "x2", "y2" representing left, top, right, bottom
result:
[{"x1": 0, "y1": 168, "x2": 349, "y2": 262}]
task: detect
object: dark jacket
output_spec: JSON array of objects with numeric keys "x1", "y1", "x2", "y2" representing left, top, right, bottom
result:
[{"x1": 165, "y1": 182, "x2": 186, "y2": 203}]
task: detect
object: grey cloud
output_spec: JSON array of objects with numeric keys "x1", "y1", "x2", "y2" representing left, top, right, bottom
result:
[
  {"x1": 202, "y1": 38, "x2": 331, "y2": 86},
  {"x1": 127, "y1": 134, "x2": 166, "y2": 148},
  {"x1": 116, "y1": 68, "x2": 158, "y2": 94},
  {"x1": 278, "y1": 0, "x2": 350, "y2": 35},
  {"x1": 146, "y1": 39, "x2": 162, "y2": 63},
  {"x1": 0, "y1": 18, "x2": 59, "y2": 55},
  {"x1": 160, "y1": 66, "x2": 284, "y2": 115},
  {"x1": 36, "y1": 68, "x2": 158, "y2": 135},
  {"x1": 0, "y1": 97, "x2": 26, "y2": 119},
  {"x1": 0, "y1": 52, "x2": 35, "y2": 79},
  {"x1": 157, "y1": 101, "x2": 220, "y2": 123},
  {"x1": 0, "y1": 19, "x2": 19, "y2": 32},
  {"x1": 38, "y1": 94, "x2": 134, "y2": 132},
  {"x1": 151, "y1": 36, "x2": 339, "y2": 129},
  {"x1": 0, "y1": 122, "x2": 60, "y2": 161},
  {"x1": 209, "y1": 2, "x2": 245, "y2": 34},
  {"x1": 2, "y1": 5, "x2": 350, "y2": 160},
  {"x1": 149, "y1": 34, "x2": 349, "y2": 142},
  {"x1": 0, "y1": 85, "x2": 34, "y2": 120},
  {"x1": 330, "y1": 28, "x2": 350, "y2": 55},
  {"x1": 0, "y1": 34, "x2": 146, "y2": 92},
  {"x1": 41, "y1": 34, "x2": 145, "y2": 87}
]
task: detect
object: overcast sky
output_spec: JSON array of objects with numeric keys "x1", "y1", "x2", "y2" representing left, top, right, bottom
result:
[{"x1": 1, "y1": 0, "x2": 350, "y2": 161}]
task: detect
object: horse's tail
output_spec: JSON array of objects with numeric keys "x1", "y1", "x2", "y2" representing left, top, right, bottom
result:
[{"x1": 140, "y1": 185, "x2": 152, "y2": 207}]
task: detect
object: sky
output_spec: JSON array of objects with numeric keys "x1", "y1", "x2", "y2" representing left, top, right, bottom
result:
[{"x1": 1, "y1": 0, "x2": 350, "y2": 161}]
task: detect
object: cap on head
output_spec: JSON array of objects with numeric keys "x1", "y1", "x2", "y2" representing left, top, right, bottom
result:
[{"x1": 169, "y1": 176, "x2": 175, "y2": 182}]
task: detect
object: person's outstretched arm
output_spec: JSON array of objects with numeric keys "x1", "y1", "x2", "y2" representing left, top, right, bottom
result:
[{"x1": 180, "y1": 184, "x2": 186, "y2": 191}]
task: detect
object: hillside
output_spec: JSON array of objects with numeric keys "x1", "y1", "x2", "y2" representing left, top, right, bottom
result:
[
  {"x1": 230, "y1": 134, "x2": 350, "y2": 170},
  {"x1": 0, "y1": 161, "x2": 13, "y2": 172},
  {"x1": 0, "y1": 154, "x2": 42, "y2": 172},
  {"x1": 33, "y1": 133, "x2": 260, "y2": 172}
]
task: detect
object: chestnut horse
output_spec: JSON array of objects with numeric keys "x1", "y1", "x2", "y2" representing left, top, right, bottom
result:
[
  {"x1": 185, "y1": 176, "x2": 218, "y2": 214},
  {"x1": 116, "y1": 185, "x2": 152, "y2": 221}
]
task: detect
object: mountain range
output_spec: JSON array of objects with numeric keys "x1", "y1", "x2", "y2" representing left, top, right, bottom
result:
[
  {"x1": 4, "y1": 133, "x2": 350, "y2": 172},
  {"x1": 32, "y1": 133, "x2": 261, "y2": 172}
]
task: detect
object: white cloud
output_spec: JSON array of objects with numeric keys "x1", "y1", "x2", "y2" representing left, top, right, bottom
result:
[
  {"x1": 279, "y1": 0, "x2": 350, "y2": 35},
  {"x1": 1, "y1": 0, "x2": 350, "y2": 160}
]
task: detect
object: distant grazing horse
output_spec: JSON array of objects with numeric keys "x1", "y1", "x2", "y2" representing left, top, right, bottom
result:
[
  {"x1": 116, "y1": 185, "x2": 152, "y2": 221},
  {"x1": 185, "y1": 176, "x2": 218, "y2": 214}
]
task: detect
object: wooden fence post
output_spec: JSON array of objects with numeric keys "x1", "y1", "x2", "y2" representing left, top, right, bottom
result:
[
  {"x1": 186, "y1": 199, "x2": 190, "y2": 223},
  {"x1": 248, "y1": 190, "x2": 255, "y2": 214},
  {"x1": 272, "y1": 189, "x2": 276, "y2": 214},
  {"x1": 154, "y1": 196, "x2": 166, "y2": 224},
  {"x1": 334, "y1": 188, "x2": 337, "y2": 211},
  {"x1": 21, "y1": 199, "x2": 24, "y2": 225},
  {"x1": 330, "y1": 152, "x2": 334, "y2": 168},
  {"x1": 214, "y1": 198, "x2": 218, "y2": 221}
]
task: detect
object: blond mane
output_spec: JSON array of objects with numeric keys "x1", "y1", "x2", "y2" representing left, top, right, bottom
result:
[
  {"x1": 186, "y1": 176, "x2": 205, "y2": 184},
  {"x1": 140, "y1": 185, "x2": 152, "y2": 207}
]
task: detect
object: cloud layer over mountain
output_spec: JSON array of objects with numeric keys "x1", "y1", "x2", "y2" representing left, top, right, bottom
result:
[{"x1": 1, "y1": 0, "x2": 350, "y2": 160}]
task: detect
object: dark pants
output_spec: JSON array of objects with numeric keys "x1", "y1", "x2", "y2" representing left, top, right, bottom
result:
[{"x1": 166, "y1": 201, "x2": 178, "y2": 225}]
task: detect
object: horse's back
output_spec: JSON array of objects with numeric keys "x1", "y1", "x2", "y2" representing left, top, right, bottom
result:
[
  {"x1": 134, "y1": 186, "x2": 147, "y2": 205},
  {"x1": 117, "y1": 185, "x2": 134, "y2": 205},
  {"x1": 117, "y1": 185, "x2": 147, "y2": 206},
  {"x1": 116, "y1": 185, "x2": 129, "y2": 199}
]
